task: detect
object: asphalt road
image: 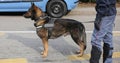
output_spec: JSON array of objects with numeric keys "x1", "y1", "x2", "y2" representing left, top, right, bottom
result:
[{"x1": 0, "y1": 6, "x2": 120, "y2": 63}]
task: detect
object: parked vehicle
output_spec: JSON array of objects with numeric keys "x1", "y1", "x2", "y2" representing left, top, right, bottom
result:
[{"x1": 0, "y1": 0, "x2": 79, "y2": 18}]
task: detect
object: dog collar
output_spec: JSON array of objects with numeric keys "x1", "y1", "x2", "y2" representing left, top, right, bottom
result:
[
  {"x1": 36, "y1": 25, "x2": 43, "y2": 29},
  {"x1": 36, "y1": 15, "x2": 49, "y2": 21}
]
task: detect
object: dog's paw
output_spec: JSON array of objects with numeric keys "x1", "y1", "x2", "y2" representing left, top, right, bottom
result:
[
  {"x1": 77, "y1": 52, "x2": 83, "y2": 57},
  {"x1": 75, "y1": 51, "x2": 84, "y2": 57},
  {"x1": 40, "y1": 51, "x2": 44, "y2": 55},
  {"x1": 40, "y1": 51, "x2": 48, "y2": 58},
  {"x1": 42, "y1": 54, "x2": 47, "y2": 58},
  {"x1": 75, "y1": 51, "x2": 80, "y2": 54}
]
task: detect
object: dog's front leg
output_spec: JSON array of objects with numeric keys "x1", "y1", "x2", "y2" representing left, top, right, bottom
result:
[{"x1": 41, "y1": 38, "x2": 48, "y2": 58}]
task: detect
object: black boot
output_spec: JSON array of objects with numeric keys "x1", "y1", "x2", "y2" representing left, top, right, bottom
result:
[
  {"x1": 103, "y1": 43, "x2": 113, "y2": 63},
  {"x1": 90, "y1": 46, "x2": 102, "y2": 63}
]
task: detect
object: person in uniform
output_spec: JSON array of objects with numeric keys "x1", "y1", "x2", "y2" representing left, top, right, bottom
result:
[{"x1": 90, "y1": 0, "x2": 117, "y2": 63}]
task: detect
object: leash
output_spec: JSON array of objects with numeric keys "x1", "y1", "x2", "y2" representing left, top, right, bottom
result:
[{"x1": 82, "y1": 21, "x2": 94, "y2": 23}]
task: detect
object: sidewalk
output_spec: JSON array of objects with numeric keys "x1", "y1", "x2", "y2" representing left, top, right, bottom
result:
[{"x1": 69, "y1": 3, "x2": 120, "y2": 15}]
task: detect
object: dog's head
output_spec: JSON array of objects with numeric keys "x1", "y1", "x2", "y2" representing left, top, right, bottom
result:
[{"x1": 23, "y1": 3, "x2": 43, "y2": 21}]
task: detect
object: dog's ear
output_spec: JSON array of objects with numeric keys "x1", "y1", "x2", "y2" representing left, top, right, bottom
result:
[{"x1": 31, "y1": 2, "x2": 35, "y2": 6}]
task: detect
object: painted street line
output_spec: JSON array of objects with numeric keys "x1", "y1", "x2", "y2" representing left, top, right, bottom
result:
[
  {"x1": 0, "y1": 58, "x2": 27, "y2": 63},
  {"x1": 68, "y1": 52, "x2": 120, "y2": 60}
]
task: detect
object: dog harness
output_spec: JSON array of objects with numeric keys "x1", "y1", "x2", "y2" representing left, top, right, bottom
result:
[{"x1": 36, "y1": 16, "x2": 56, "y2": 39}]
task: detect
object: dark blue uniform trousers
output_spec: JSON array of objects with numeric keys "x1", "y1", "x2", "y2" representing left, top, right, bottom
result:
[{"x1": 90, "y1": 15, "x2": 116, "y2": 63}]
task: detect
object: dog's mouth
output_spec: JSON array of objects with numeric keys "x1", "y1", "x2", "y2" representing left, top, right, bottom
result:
[
  {"x1": 24, "y1": 16, "x2": 31, "y2": 18},
  {"x1": 23, "y1": 15, "x2": 30, "y2": 18},
  {"x1": 23, "y1": 12, "x2": 32, "y2": 18}
]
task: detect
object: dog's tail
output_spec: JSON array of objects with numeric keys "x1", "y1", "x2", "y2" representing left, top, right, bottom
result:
[
  {"x1": 78, "y1": 23, "x2": 87, "y2": 50},
  {"x1": 82, "y1": 31, "x2": 87, "y2": 50}
]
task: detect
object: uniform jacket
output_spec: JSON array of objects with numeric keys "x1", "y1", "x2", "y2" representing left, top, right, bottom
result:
[{"x1": 95, "y1": 0, "x2": 117, "y2": 17}]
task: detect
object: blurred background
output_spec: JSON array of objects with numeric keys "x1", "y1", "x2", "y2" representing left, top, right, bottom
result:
[{"x1": 79, "y1": 0, "x2": 120, "y2": 3}]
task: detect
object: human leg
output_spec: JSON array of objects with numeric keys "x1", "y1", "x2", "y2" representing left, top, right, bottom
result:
[{"x1": 102, "y1": 15, "x2": 116, "y2": 63}]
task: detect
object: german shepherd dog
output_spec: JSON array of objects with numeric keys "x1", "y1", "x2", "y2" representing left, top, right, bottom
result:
[{"x1": 24, "y1": 3, "x2": 86, "y2": 58}]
